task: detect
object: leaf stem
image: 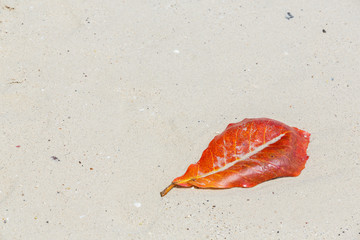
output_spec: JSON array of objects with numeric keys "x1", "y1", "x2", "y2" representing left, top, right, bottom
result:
[{"x1": 160, "y1": 183, "x2": 175, "y2": 197}]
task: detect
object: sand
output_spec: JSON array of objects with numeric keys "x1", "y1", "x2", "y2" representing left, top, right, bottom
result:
[{"x1": 1, "y1": 1, "x2": 360, "y2": 239}]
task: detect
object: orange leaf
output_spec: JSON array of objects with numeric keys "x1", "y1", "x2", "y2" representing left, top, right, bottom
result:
[{"x1": 160, "y1": 118, "x2": 310, "y2": 197}]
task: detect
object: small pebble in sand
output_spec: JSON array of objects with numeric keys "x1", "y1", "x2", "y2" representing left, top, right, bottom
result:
[
  {"x1": 134, "y1": 202, "x2": 141, "y2": 208},
  {"x1": 285, "y1": 12, "x2": 294, "y2": 20}
]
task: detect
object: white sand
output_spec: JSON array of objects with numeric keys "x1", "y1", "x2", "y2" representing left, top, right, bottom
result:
[{"x1": 1, "y1": 1, "x2": 360, "y2": 239}]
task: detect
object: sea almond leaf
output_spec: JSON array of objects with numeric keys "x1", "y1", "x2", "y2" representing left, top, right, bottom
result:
[{"x1": 160, "y1": 118, "x2": 310, "y2": 197}]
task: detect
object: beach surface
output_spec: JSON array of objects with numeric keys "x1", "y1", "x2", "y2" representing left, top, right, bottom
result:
[{"x1": 1, "y1": 1, "x2": 360, "y2": 239}]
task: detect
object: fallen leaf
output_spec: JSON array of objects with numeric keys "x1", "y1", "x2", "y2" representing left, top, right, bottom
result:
[{"x1": 160, "y1": 118, "x2": 310, "y2": 197}]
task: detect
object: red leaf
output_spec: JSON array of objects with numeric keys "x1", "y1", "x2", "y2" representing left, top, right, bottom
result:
[{"x1": 160, "y1": 118, "x2": 310, "y2": 197}]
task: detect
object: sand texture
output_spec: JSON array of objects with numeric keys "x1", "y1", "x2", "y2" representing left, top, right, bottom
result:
[{"x1": 1, "y1": 1, "x2": 360, "y2": 239}]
